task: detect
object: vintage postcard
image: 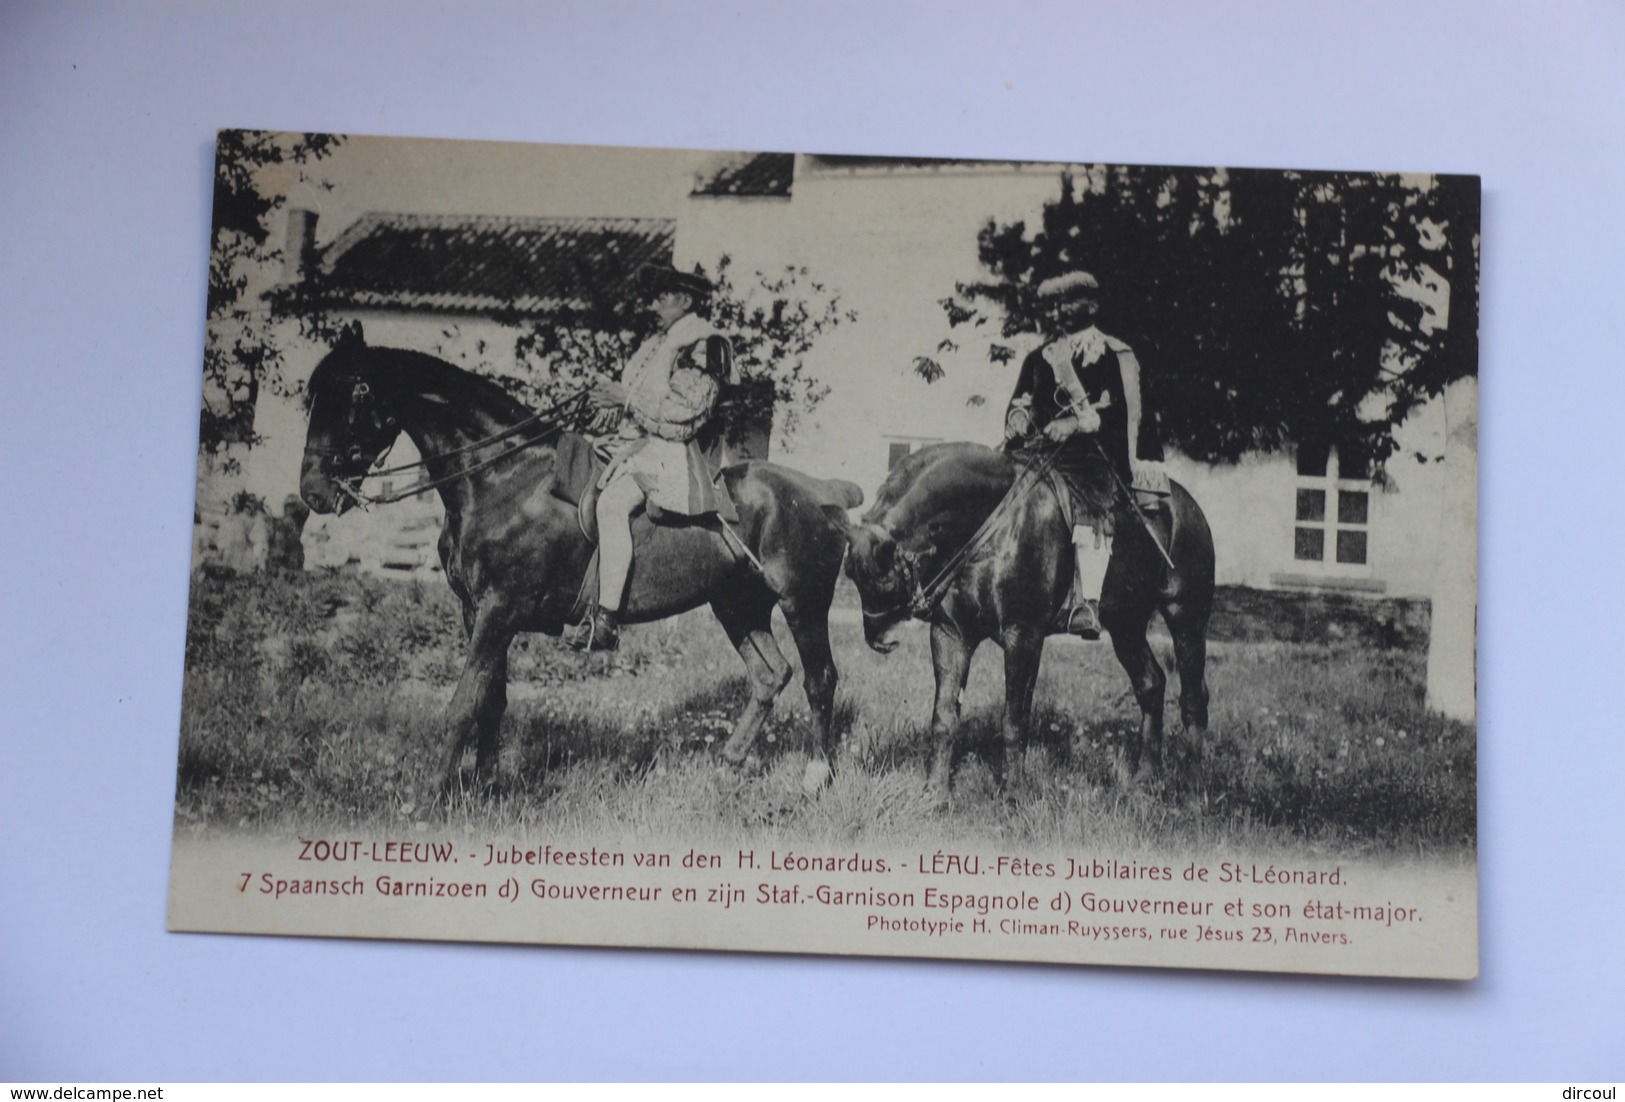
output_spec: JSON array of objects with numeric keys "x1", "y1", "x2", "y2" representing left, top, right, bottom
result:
[{"x1": 169, "y1": 131, "x2": 1478, "y2": 978}]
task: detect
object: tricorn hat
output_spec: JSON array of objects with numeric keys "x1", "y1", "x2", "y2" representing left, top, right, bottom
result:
[
  {"x1": 637, "y1": 263, "x2": 715, "y2": 301},
  {"x1": 1035, "y1": 270, "x2": 1101, "y2": 301}
]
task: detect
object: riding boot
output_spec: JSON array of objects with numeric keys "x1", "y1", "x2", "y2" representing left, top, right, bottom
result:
[
  {"x1": 1051, "y1": 583, "x2": 1103, "y2": 640},
  {"x1": 566, "y1": 605, "x2": 621, "y2": 653},
  {"x1": 1059, "y1": 598, "x2": 1102, "y2": 639},
  {"x1": 1051, "y1": 525, "x2": 1107, "y2": 639}
]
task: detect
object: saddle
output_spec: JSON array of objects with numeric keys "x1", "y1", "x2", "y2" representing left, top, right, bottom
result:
[
  {"x1": 551, "y1": 431, "x2": 740, "y2": 544},
  {"x1": 1007, "y1": 439, "x2": 1166, "y2": 541},
  {"x1": 552, "y1": 432, "x2": 601, "y2": 501},
  {"x1": 552, "y1": 432, "x2": 750, "y2": 624},
  {"x1": 550, "y1": 432, "x2": 607, "y2": 542},
  {"x1": 1006, "y1": 442, "x2": 1108, "y2": 539}
]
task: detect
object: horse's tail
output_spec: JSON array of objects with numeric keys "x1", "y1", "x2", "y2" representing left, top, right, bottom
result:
[
  {"x1": 733, "y1": 462, "x2": 863, "y2": 512},
  {"x1": 1167, "y1": 478, "x2": 1216, "y2": 594},
  {"x1": 819, "y1": 479, "x2": 865, "y2": 511},
  {"x1": 733, "y1": 463, "x2": 865, "y2": 548}
]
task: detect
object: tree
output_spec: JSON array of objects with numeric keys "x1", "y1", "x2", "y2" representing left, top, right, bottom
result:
[
  {"x1": 509, "y1": 254, "x2": 855, "y2": 442},
  {"x1": 202, "y1": 129, "x2": 344, "y2": 464},
  {"x1": 930, "y1": 166, "x2": 1479, "y2": 469}
]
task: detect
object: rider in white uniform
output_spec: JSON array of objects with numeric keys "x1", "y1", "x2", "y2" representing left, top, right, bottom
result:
[{"x1": 566, "y1": 265, "x2": 736, "y2": 652}]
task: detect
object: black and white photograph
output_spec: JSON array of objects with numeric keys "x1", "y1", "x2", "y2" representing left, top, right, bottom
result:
[
  {"x1": 15, "y1": 0, "x2": 1625, "y2": 1085},
  {"x1": 168, "y1": 132, "x2": 1478, "y2": 979}
]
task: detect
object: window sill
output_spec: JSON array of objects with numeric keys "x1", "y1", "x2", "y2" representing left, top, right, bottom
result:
[{"x1": 1269, "y1": 571, "x2": 1387, "y2": 594}]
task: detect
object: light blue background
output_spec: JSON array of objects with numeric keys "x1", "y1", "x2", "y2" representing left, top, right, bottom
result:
[{"x1": 2, "y1": 0, "x2": 1621, "y2": 1081}]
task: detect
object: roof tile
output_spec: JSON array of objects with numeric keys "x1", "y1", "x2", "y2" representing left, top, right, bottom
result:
[
  {"x1": 691, "y1": 153, "x2": 795, "y2": 197},
  {"x1": 312, "y1": 213, "x2": 675, "y2": 316}
]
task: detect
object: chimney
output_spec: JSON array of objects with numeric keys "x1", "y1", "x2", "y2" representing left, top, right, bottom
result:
[{"x1": 283, "y1": 208, "x2": 318, "y2": 283}]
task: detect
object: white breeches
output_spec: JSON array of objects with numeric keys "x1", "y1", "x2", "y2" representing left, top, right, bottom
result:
[
  {"x1": 595, "y1": 474, "x2": 646, "y2": 611},
  {"x1": 1073, "y1": 525, "x2": 1110, "y2": 600}
]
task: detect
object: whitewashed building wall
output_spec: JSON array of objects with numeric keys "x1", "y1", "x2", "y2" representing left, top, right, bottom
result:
[
  {"x1": 676, "y1": 158, "x2": 1476, "y2": 606},
  {"x1": 676, "y1": 157, "x2": 1065, "y2": 497}
]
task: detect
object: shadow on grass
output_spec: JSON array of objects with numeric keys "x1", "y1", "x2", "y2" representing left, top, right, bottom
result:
[
  {"x1": 502, "y1": 672, "x2": 856, "y2": 792},
  {"x1": 175, "y1": 571, "x2": 1476, "y2": 853}
]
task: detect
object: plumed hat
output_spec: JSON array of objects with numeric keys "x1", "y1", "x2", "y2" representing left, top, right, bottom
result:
[
  {"x1": 1035, "y1": 270, "x2": 1101, "y2": 301},
  {"x1": 637, "y1": 263, "x2": 715, "y2": 301}
]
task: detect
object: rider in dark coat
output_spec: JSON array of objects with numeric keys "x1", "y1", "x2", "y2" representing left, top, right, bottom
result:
[{"x1": 1004, "y1": 270, "x2": 1168, "y2": 636}]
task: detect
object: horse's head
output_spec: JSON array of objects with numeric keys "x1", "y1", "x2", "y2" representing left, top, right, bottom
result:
[
  {"x1": 299, "y1": 322, "x2": 400, "y2": 516},
  {"x1": 844, "y1": 521, "x2": 934, "y2": 654},
  {"x1": 844, "y1": 443, "x2": 1019, "y2": 652}
]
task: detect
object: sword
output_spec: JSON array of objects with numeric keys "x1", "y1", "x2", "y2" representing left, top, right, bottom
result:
[
  {"x1": 1052, "y1": 385, "x2": 1177, "y2": 573},
  {"x1": 1093, "y1": 439, "x2": 1176, "y2": 573},
  {"x1": 716, "y1": 514, "x2": 766, "y2": 575}
]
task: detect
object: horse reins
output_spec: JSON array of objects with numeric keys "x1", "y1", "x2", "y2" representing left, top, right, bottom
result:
[
  {"x1": 318, "y1": 382, "x2": 592, "y2": 508},
  {"x1": 861, "y1": 438, "x2": 1068, "y2": 624}
]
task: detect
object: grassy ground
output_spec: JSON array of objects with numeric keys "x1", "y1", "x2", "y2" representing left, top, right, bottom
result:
[{"x1": 175, "y1": 570, "x2": 1475, "y2": 858}]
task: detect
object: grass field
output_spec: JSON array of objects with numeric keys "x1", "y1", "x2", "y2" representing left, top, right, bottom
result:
[{"x1": 174, "y1": 570, "x2": 1475, "y2": 859}]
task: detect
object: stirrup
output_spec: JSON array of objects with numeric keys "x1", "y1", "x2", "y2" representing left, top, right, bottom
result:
[
  {"x1": 565, "y1": 606, "x2": 621, "y2": 652},
  {"x1": 1053, "y1": 599, "x2": 1102, "y2": 640}
]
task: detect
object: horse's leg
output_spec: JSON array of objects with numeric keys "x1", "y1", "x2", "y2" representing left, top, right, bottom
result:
[
  {"x1": 470, "y1": 649, "x2": 508, "y2": 794},
  {"x1": 996, "y1": 627, "x2": 1045, "y2": 794},
  {"x1": 1099, "y1": 524, "x2": 1172, "y2": 778},
  {"x1": 926, "y1": 623, "x2": 975, "y2": 807},
  {"x1": 781, "y1": 606, "x2": 840, "y2": 794},
  {"x1": 1104, "y1": 610, "x2": 1166, "y2": 778},
  {"x1": 710, "y1": 594, "x2": 793, "y2": 770},
  {"x1": 435, "y1": 602, "x2": 515, "y2": 802},
  {"x1": 1164, "y1": 600, "x2": 1212, "y2": 762}
]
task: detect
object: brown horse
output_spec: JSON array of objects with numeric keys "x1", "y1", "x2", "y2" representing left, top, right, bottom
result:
[
  {"x1": 843, "y1": 441, "x2": 1214, "y2": 802},
  {"x1": 299, "y1": 324, "x2": 862, "y2": 801}
]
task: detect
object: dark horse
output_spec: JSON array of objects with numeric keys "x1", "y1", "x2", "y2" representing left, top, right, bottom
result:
[
  {"x1": 843, "y1": 441, "x2": 1214, "y2": 801},
  {"x1": 299, "y1": 324, "x2": 863, "y2": 801}
]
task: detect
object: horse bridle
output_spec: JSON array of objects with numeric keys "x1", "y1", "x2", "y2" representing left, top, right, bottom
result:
[
  {"x1": 855, "y1": 521, "x2": 927, "y2": 626},
  {"x1": 861, "y1": 438, "x2": 1068, "y2": 624},
  {"x1": 303, "y1": 379, "x2": 397, "y2": 501},
  {"x1": 306, "y1": 374, "x2": 589, "y2": 508}
]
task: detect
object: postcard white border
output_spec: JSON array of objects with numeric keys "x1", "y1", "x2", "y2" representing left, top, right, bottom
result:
[{"x1": 5, "y1": 0, "x2": 1623, "y2": 1081}]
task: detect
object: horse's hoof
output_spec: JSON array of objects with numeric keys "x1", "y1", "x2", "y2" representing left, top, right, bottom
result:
[
  {"x1": 410, "y1": 795, "x2": 445, "y2": 823},
  {"x1": 1178, "y1": 729, "x2": 1209, "y2": 767},
  {"x1": 1107, "y1": 753, "x2": 1137, "y2": 788},
  {"x1": 801, "y1": 758, "x2": 833, "y2": 796},
  {"x1": 996, "y1": 760, "x2": 1025, "y2": 797},
  {"x1": 717, "y1": 750, "x2": 763, "y2": 777},
  {"x1": 923, "y1": 784, "x2": 950, "y2": 812}
]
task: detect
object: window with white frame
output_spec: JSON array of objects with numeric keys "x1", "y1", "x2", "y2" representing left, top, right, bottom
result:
[{"x1": 1293, "y1": 441, "x2": 1372, "y2": 570}]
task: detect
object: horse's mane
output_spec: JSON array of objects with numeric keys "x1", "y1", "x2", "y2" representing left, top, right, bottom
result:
[
  {"x1": 378, "y1": 347, "x2": 537, "y2": 424},
  {"x1": 309, "y1": 341, "x2": 539, "y2": 426},
  {"x1": 866, "y1": 441, "x2": 1014, "y2": 533}
]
